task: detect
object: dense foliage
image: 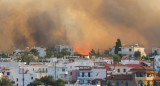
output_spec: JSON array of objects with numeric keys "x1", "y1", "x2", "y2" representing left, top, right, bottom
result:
[
  {"x1": 28, "y1": 76, "x2": 66, "y2": 86},
  {"x1": 0, "y1": 77, "x2": 13, "y2": 86}
]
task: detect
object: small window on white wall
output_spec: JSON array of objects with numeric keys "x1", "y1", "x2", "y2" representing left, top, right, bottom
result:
[{"x1": 117, "y1": 69, "x2": 120, "y2": 72}]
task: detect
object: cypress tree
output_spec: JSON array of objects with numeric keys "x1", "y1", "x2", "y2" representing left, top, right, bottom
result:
[{"x1": 114, "y1": 39, "x2": 122, "y2": 54}]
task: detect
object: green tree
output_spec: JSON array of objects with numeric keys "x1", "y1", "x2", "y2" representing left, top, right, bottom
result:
[
  {"x1": 0, "y1": 77, "x2": 13, "y2": 86},
  {"x1": 56, "y1": 79, "x2": 66, "y2": 86},
  {"x1": 103, "y1": 50, "x2": 109, "y2": 55},
  {"x1": 89, "y1": 49, "x2": 96, "y2": 56},
  {"x1": 40, "y1": 76, "x2": 56, "y2": 85},
  {"x1": 30, "y1": 49, "x2": 39, "y2": 56},
  {"x1": 55, "y1": 53, "x2": 63, "y2": 58},
  {"x1": 134, "y1": 51, "x2": 141, "y2": 60},
  {"x1": 61, "y1": 48, "x2": 70, "y2": 56},
  {"x1": 112, "y1": 54, "x2": 121, "y2": 62},
  {"x1": 46, "y1": 47, "x2": 55, "y2": 58},
  {"x1": 22, "y1": 55, "x2": 36, "y2": 65},
  {"x1": 27, "y1": 80, "x2": 44, "y2": 86},
  {"x1": 96, "y1": 49, "x2": 100, "y2": 57},
  {"x1": 114, "y1": 39, "x2": 122, "y2": 54},
  {"x1": 28, "y1": 76, "x2": 66, "y2": 86},
  {"x1": 0, "y1": 53, "x2": 8, "y2": 58}
]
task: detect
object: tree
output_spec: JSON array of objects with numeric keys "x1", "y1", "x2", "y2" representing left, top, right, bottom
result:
[
  {"x1": 28, "y1": 76, "x2": 66, "y2": 86},
  {"x1": 134, "y1": 51, "x2": 141, "y2": 60},
  {"x1": 27, "y1": 80, "x2": 44, "y2": 86},
  {"x1": 114, "y1": 39, "x2": 122, "y2": 54},
  {"x1": 46, "y1": 49, "x2": 54, "y2": 58},
  {"x1": 0, "y1": 53, "x2": 8, "y2": 58},
  {"x1": 96, "y1": 49, "x2": 100, "y2": 57},
  {"x1": 112, "y1": 54, "x2": 121, "y2": 62},
  {"x1": 30, "y1": 49, "x2": 39, "y2": 56},
  {"x1": 89, "y1": 49, "x2": 96, "y2": 56},
  {"x1": 103, "y1": 50, "x2": 109, "y2": 55},
  {"x1": 56, "y1": 79, "x2": 66, "y2": 86},
  {"x1": 22, "y1": 55, "x2": 36, "y2": 65},
  {"x1": 0, "y1": 77, "x2": 13, "y2": 86},
  {"x1": 61, "y1": 48, "x2": 70, "y2": 56},
  {"x1": 40, "y1": 76, "x2": 56, "y2": 85}
]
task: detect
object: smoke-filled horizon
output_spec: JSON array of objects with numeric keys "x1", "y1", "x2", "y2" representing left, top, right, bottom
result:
[{"x1": 0, "y1": 0, "x2": 160, "y2": 52}]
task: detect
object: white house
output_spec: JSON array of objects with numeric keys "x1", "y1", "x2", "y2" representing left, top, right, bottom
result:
[
  {"x1": 151, "y1": 55, "x2": 160, "y2": 71},
  {"x1": 33, "y1": 47, "x2": 46, "y2": 57},
  {"x1": 48, "y1": 62, "x2": 69, "y2": 81},
  {"x1": 54, "y1": 45, "x2": 74, "y2": 55},
  {"x1": 118, "y1": 44, "x2": 146, "y2": 57},
  {"x1": 152, "y1": 48, "x2": 160, "y2": 55},
  {"x1": 15, "y1": 64, "x2": 48, "y2": 86}
]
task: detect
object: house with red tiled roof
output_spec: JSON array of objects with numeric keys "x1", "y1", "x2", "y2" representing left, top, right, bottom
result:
[
  {"x1": 105, "y1": 63, "x2": 133, "y2": 75},
  {"x1": 131, "y1": 66, "x2": 160, "y2": 86},
  {"x1": 106, "y1": 66, "x2": 160, "y2": 86},
  {"x1": 94, "y1": 57, "x2": 114, "y2": 66}
]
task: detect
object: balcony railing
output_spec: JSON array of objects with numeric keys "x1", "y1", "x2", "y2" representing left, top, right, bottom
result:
[
  {"x1": 78, "y1": 76, "x2": 93, "y2": 80},
  {"x1": 58, "y1": 71, "x2": 68, "y2": 75}
]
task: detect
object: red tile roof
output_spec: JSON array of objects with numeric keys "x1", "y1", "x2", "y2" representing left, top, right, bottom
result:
[
  {"x1": 131, "y1": 66, "x2": 154, "y2": 71},
  {"x1": 154, "y1": 77, "x2": 160, "y2": 80},
  {"x1": 125, "y1": 64, "x2": 142, "y2": 67},
  {"x1": 105, "y1": 63, "x2": 125, "y2": 67}
]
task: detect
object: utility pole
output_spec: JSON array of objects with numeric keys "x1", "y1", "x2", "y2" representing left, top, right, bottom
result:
[
  {"x1": 23, "y1": 68, "x2": 24, "y2": 86},
  {"x1": 106, "y1": 67, "x2": 107, "y2": 86},
  {"x1": 55, "y1": 62, "x2": 56, "y2": 80}
]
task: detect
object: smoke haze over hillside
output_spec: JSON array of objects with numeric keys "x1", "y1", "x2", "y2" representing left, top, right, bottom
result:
[{"x1": 0, "y1": 0, "x2": 160, "y2": 51}]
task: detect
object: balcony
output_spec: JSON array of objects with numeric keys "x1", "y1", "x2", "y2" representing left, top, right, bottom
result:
[
  {"x1": 58, "y1": 71, "x2": 68, "y2": 75},
  {"x1": 78, "y1": 76, "x2": 93, "y2": 80},
  {"x1": 135, "y1": 77, "x2": 154, "y2": 80}
]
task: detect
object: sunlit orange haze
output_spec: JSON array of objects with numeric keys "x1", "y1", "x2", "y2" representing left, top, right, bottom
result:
[{"x1": 0, "y1": 0, "x2": 160, "y2": 51}]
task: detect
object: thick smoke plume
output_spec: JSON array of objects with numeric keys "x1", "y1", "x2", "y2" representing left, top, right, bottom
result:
[{"x1": 0, "y1": 0, "x2": 160, "y2": 51}]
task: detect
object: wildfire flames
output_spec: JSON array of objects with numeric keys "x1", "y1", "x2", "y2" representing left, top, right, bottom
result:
[{"x1": 74, "y1": 43, "x2": 91, "y2": 55}]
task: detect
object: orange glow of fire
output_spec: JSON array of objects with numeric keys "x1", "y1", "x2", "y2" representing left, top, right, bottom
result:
[{"x1": 74, "y1": 43, "x2": 91, "y2": 55}]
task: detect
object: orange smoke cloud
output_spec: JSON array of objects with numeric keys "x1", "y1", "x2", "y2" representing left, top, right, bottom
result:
[{"x1": 74, "y1": 43, "x2": 91, "y2": 55}]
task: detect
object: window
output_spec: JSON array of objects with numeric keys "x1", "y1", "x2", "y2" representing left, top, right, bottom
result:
[
  {"x1": 33, "y1": 68, "x2": 34, "y2": 71},
  {"x1": 70, "y1": 72, "x2": 72, "y2": 75},
  {"x1": 7, "y1": 72, "x2": 10, "y2": 75},
  {"x1": 125, "y1": 82, "x2": 128, "y2": 86},
  {"x1": 31, "y1": 77, "x2": 33, "y2": 80},
  {"x1": 62, "y1": 68, "x2": 65, "y2": 72},
  {"x1": 17, "y1": 78, "x2": 18, "y2": 82},
  {"x1": 88, "y1": 80, "x2": 90, "y2": 83},
  {"x1": 116, "y1": 82, "x2": 119, "y2": 86},
  {"x1": 88, "y1": 72, "x2": 90, "y2": 77},
  {"x1": 82, "y1": 72, "x2": 84, "y2": 77},
  {"x1": 117, "y1": 69, "x2": 120, "y2": 72},
  {"x1": 43, "y1": 68, "x2": 45, "y2": 73},
  {"x1": 123, "y1": 69, "x2": 126, "y2": 72},
  {"x1": 46, "y1": 68, "x2": 48, "y2": 73}
]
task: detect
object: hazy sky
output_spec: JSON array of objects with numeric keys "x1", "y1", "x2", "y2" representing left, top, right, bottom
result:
[{"x1": 0, "y1": 0, "x2": 160, "y2": 52}]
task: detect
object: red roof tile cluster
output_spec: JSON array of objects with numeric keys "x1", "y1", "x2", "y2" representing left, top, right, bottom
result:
[
  {"x1": 125, "y1": 64, "x2": 142, "y2": 67},
  {"x1": 131, "y1": 66, "x2": 154, "y2": 71},
  {"x1": 105, "y1": 63, "x2": 125, "y2": 67},
  {"x1": 154, "y1": 77, "x2": 160, "y2": 80}
]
